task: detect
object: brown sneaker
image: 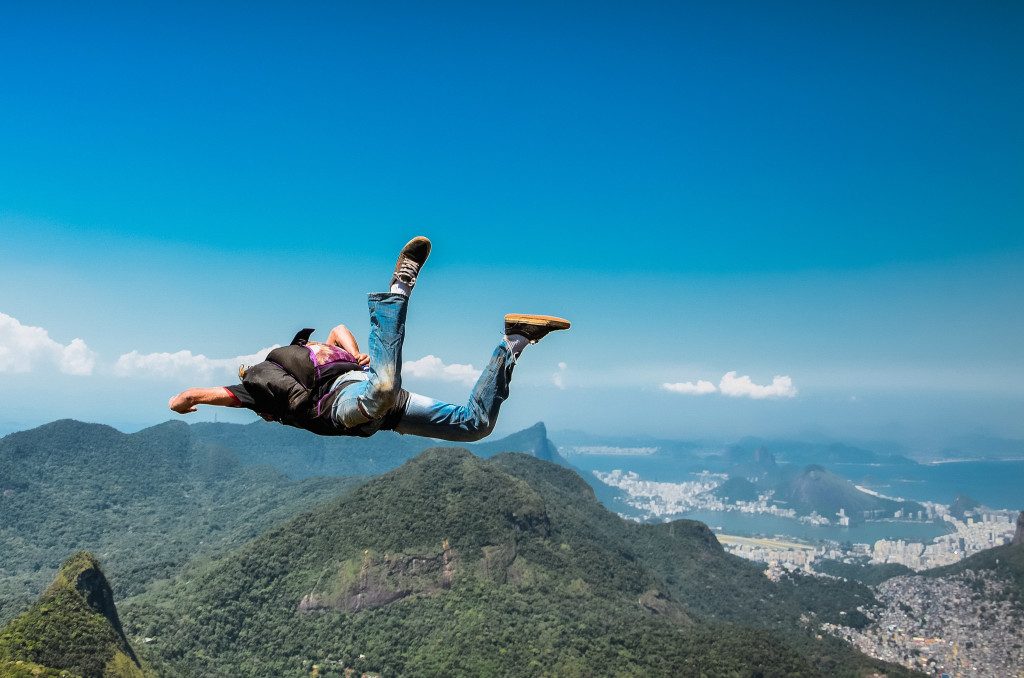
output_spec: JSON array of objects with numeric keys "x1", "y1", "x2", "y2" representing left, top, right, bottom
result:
[
  {"x1": 391, "y1": 236, "x2": 432, "y2": 291},
  {"x1": 504, "y1": 314, "x2": 571, "y2": 344}
]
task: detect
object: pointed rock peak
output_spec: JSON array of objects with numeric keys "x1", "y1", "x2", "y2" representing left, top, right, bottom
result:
[
  {"x1": 0, "y1": 552, "x2": 148, "y2": 677},
  {"x1": 525, "y1": 421, "x2": 547, "y2": 435},
  {"x1": 1013, "y1": 512, "x2": 1024, "y2": 546},
  {"x1": 49, "y1": 552, "x2": 121, "y2": 628},
  {"x1": 474, "y1": 422, "x2": 564, "y2": 463}
]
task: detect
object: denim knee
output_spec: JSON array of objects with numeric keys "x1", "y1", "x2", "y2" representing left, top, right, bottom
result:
[
  {"x1": 361, "y1": 365, "x2": 399, "y2": 419},
  {"x1": 451, "y1": 419, "x2": 495, "y2": 443}
]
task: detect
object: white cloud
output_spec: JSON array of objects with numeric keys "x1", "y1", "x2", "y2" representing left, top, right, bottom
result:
[
  {"x1": 718, "y1": 371, "x2": 797, "y2": 399},
  {"x1": 662, "y1": 380, "x2": 718, "y2": 395},
  {"x1": 0, "y1": 312, "x2": 96, "y2": 375},
  {"x1": 403, "y1": 355, "x2": 481, "y2": 386},
  {"x1": 114, "y1": 346, "x2": 276, "y2": 381},
  {"x1": 553, "y1": 362, "x2": 568, "y2": 390}
]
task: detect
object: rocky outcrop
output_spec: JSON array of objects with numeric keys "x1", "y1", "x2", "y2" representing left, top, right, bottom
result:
[
  {"x1": 299, "y1": 543, "x2": 459, "y2": 614},
  {"x1": 0, "y1": 552, "x2": 150, "y2": 678},
  {"x1": 1013, "y1": 511, "x2": 1024, "y2": 546}
]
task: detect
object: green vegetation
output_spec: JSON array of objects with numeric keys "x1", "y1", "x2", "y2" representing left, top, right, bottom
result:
[
  {"x1": 2, "y1": 420, "x2": 933, "y2": 676},
  {"x1": 814, "y1": 559, "x2": 915, "y2": 586},
  {"x1": 0, "y1": 420, "x2": 364, "y2": 624},
  {"x1": 0, "y1": 553, "x2": 152, "y2": 678},
  {"x1": 118, "y1": 448, "x2": 922, "y2": 677},
  {"x1": 1, "y1": 660, "x2": 81, "y2": 677}
]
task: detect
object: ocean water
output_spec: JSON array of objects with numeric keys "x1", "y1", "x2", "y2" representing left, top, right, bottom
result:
[
  {"x1": 831, "y1": 460, "x2": 1024, "y2": 511},
  {"x1": 569, "y1": 453, "x2": 1024, "y2": 513},
  {"x1": 681, "y1": 510, "x2": 951, "y2": 543}
]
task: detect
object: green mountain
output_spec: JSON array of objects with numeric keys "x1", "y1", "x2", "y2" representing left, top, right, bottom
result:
[
  {"x1": 190, "y1": 420, "x2": 569, "y2": 479},
  {"x1": 0, "y1": 420, "x2": 363, "y2": 624},
  {"x1": 0, "y1": 552, "x2": 153, "y2": 678},
  {"x1": 122, "y1": 449, "x2": 921, "y2": 677},
  {"x1": 949, "y1": 493, "x2": 983, "y2": 520},
  {"x1": 776, "y1": 464, "x2": 924, "y2": 521},
  {"x1": 0, "y1": 418, "x2": 572, "y2": 627},
  {"x1": 189, "y1": 421, "x2": 429, "y2": 478}
]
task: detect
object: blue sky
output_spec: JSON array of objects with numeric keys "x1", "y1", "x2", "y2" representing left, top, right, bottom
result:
[{"x1": 1, "y1": 1, "x2": 1022, "y2": 447}]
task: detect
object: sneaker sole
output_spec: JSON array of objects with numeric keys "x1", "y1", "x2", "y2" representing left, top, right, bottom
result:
[{"x1": 504, "y1": 314, "x2": 571, "y2": 330}]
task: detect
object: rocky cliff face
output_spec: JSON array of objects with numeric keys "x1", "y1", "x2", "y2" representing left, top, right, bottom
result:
[{"x1": 1013, "y1": 511, "x2": 1024, "y2": 546}]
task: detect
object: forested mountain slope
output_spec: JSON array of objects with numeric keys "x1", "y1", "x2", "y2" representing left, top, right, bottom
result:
[
  {"x1": 123, "y1": 449, "x2": 921, "y2": 678},
  {"x1": 0, "y1": 420, "x2": 362, "y2": 624}
]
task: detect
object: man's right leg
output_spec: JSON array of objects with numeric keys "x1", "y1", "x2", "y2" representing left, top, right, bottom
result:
[
  {"x1": 394, "y1": 314, "x2": 570, "y2": 442},
  {"x1": 333, "y1": 293, "x2": 408, "y2": 427},
  {"x1": 393, "y1": 341, "x2": 515, "y2": 442},
  {"x1": 332, "y1": 237, "x2": 430, "y2": 428}
]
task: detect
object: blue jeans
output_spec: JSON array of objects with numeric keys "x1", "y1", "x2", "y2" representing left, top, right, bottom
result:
[{"x1": 332, "y1": 292, "x2": 515, "y2": 442}]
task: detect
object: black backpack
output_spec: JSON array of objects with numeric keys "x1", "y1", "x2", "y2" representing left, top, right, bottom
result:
[{"x1": 240, "y1": 329, "x2": 364, "y2": 436}]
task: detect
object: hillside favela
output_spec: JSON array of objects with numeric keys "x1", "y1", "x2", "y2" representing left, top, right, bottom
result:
[{"x1": 1, "y1": 420, "x2": 1021, "y2": 677}]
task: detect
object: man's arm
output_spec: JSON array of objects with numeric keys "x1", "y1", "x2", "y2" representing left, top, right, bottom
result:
[
  {"x1": 169, "y1": 387, "x2": 238, "y2": 414},
  {"x1": 326, "y1": 324, "x2": 370, "y2": 366}
]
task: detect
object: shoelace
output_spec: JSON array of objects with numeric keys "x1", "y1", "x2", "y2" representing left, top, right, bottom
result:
[
  {"x1": 394, "y1": 259, "x2": 420, "y2": 283},
  {"x1": 503, "y1": 334, "x2": 521, "y2": 366}
]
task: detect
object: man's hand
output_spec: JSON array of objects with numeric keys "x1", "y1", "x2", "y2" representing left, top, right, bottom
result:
[
  {"x1": 169, "y1": 391, "x2": 197, "y2": 414},
  {"x1": 327, "y1": 324, "x2": 369, "y2": 365}
]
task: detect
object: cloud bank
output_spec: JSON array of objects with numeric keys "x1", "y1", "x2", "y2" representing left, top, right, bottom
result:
[
  {"x1": 663, "y1": 371, "x2": 797, "y2": 399},
  {"x1": 403, "y1": 355, "x2": 481, "y2": 386},
  {"x1": 662, "y1": 379, "x2": 717, "y2": 395},
  {"x1": 719, "y1": 371, "x2": 797, "y2": 399},
  {"x1": 114, "y1": 346, "x2": 276, "y2": 381},
  {"x1": 0, "y1": 312, "x2": 96, "y2": 375}
]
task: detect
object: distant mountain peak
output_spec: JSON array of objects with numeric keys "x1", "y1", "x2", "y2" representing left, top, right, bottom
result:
[
  {"x1": 950, "y1": 493, "x2": 983, "y2": 520},
  {"x1": 781, "y1": 464, "x2": 914, "y2": 520},
  {"x1": 754, "y1": 445, "x2": 777, "y2": 469},
  {"x1": 472, "y1": 422, "x2": 568, "y2": 464}
]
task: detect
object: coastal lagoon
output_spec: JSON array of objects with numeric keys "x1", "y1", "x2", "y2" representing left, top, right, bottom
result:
[{"x1": 681, "y1": 510, "x2": 952, "y2": 543}]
